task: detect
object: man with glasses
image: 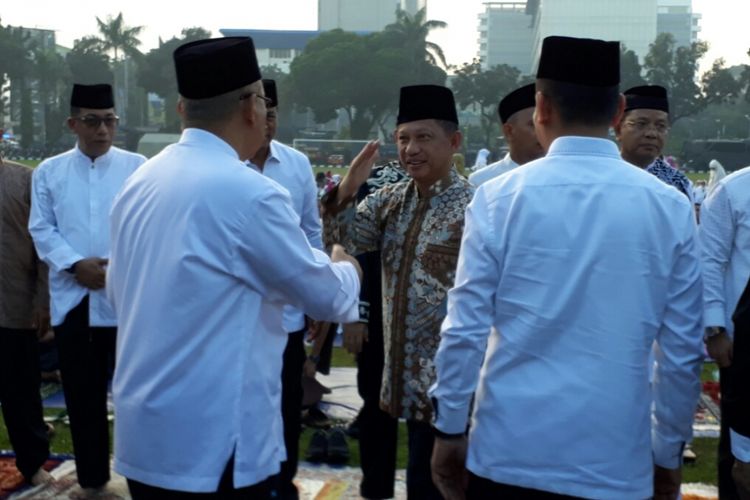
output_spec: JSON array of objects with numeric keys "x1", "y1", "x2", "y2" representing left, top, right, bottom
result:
[
  {"x1": 615, "y1": 85, "x2": 694, "y2": 203},
  {"x1": 247, "y1": 79, "x2": 322, "y2": 499},
  {"x1": 29, "y1": 83, "x2": 145, "y2": 497}
]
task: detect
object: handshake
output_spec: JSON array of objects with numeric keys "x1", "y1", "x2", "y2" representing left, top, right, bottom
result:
[{"x1": 330, "y1": 243, "x2": 363, "y2": 282}]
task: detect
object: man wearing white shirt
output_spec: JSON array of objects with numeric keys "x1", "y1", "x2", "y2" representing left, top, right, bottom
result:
[
  {"x1": 107, "y1": 37, "x2": 361, "y2": 498},
  {"x1": 468, "y1": 84, "x2": 543, "y2": 187},
  {"x1": 247, "y1": 78, "x2": 322, "y2": 499},
  {"x1": 700, "y1": 165, "x2": 750, "y2": 499},
  {"x1": 28, "y1": 83, "x2": 145, "y2": 495},
  {"x1": 430, "y1": 36, "x2": 703, "y2": 499}
]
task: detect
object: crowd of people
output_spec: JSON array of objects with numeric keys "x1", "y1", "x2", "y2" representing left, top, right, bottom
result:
[{"x1": 0, "y1": 32, "x2": 749, "y2": 500}]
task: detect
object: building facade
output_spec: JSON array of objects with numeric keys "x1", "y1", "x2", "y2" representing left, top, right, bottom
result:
[
  {"x1": 478, "y1": 0, "x2": 700, "y2": 73},
  {"x1": 318, "y1": 0, "x2": 426, "y2": 32}
]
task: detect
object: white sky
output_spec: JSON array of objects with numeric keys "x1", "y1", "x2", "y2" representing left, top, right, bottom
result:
[{"x1": 1, "y1": 0, "x2": 749, "y2": 73}]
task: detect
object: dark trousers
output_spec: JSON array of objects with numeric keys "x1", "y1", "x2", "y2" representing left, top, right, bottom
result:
[
  {"x1": 720, "y1": 367, "x2": 740, "y2": 500},
  {"x1": 406, "y1": 420, "x2": 442, "y2": 500},
  {"x1": 356, "y1": 316, "x2": 398, "y2": 499},
  {"x1": 279, "y1": 328, "x2": 306, "y2": 500},
  {"x1": 54, "y1": 297, "x2": 116, "y2": 488},
  {"x1": 467, "y1": 472, "x2": 584, "y2": 499},
  {"x1": 127, "y1": 455, "x2": 277, "y2": 499},
  {"x1": 0, "y1": 327, "x2": 50, "y2": 480}
]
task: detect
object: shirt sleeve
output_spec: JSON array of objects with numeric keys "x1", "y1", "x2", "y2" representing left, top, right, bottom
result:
[
  {"x1": 28, "y1": 165, "x2": 85, "y2": 273},
  {"x1": 429, "y1": 187, "x2": 498, "y2": 434},
  {"x1": 299, "y1": 157, "x2": 324, "y2": 251},
  {"x1": 732, "y1": 430, "x2": 750, "y2": 462},
  {"x1": 699, "y1": 183, "x2": 735, "y2": 328},
  {"x1": 652, "y1": 206, "x2": 704, "y2": 469},
  {"x1": 236, "y1": 187, "x2": 360, "y2": 325},
  {"x1": 322, "y1": 186, "x2": 385, "y2": 257}
]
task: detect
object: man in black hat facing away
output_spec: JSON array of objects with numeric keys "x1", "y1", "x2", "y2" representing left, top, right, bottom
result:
[
  {"x1": 468, "y1": 83, "x2": 543, "y2": 186},
  {"x1": 247, "y1": 78, "x2": 324, "y2": 499},
  {"x1": 107, "y1": 37, "x2": 361, "y2": 498},
  {"x1": 28, "y1": 83, "x2": 146, "y2": 497},
  {"x1": 615, "y1": 85, "x2": 694, "y2": 204},
  {"x1": 430, "y1": 36, "x2": 703, "y2": 499},
  {"x1": 323, "y1": 84, "x2": 474, "y2": 498}
]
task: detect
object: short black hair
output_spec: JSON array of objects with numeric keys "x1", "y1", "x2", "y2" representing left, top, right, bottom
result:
[
  {"x1": 181, "y1": 83, "x2": 257, "y2": 127},
  {"x1": 435, "y1": 119, "x2": 458, "y2": 136},
  {"x1": 70, "y1": 106, "x2": 81, "y2": 117},
  {"x1": 536, "y1": 79, "x2": 619, "y2": 127}
]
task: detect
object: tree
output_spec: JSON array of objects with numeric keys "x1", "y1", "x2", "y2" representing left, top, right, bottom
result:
[
  {"x1": 643, "y1": 33, "x2": 708, "y2": 123},
  {"x1": 701, "y1": 58, "x2": 742, "y2": 106},
  {"x1": 451, "y1": 61, "x2": 527, "y2": 146},
  {"x1": 95, "y1": 12, "x2": 144, "y2": 61},
  {"x1": 138, "y1": 27, "x2": 210, "y2": 131},
  {"x1": 381, "y1": 7, "x2": 448, "y2": 86},
  {"x1": 620, "y1": 44, "x2": 645, "y2": 91},
  {"x1": 66, "y1": 36, "x2": 113, "y2": 85},
  {"x1": 33, "y1": 47, "x2": 70, "y2": 146},
  {"x1": 739, "y1": 48, "x2": 750, "y2": 103},
  {"x1": 289, "y1": 29, "x2": 439, "y2": 139}
]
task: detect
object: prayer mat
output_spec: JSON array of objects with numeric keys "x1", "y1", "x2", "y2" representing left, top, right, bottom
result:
[
  {"x1": 0, "y1": 452, "x2": 70, "y2": 499},
  {"x1": 296, "y1": 463, "x2": 406, "y2": 499}
]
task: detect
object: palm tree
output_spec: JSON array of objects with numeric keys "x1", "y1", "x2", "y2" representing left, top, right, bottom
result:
[
  {"x1": 95, "y1": 13, "x2": 143, "y2": 61},
  {"x1": 384, "y1": 7, "x2": 448, "y2": 69}
]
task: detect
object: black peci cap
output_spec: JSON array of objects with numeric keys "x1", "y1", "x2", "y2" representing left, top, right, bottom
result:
[
  {"x1": 262, "y1": 79, "x2": 278, "y2": 108},
  {"x1": 174, "y1": 37, "x2": 261, "y2": 99},
  {"x1": 70, "y1": 84, "x2": 114, "y2": 109},
  {"x1": 537, "y1": 36, "x2": 620, "y2": 87},
  {"x1": 624, "y1": 85, "x2": 669, "y2": 113},
  {"x1": 396, "y1": 85, "x2": 459, "y2": 126},
  {"x1": 498, "y1": 83, "x2": 536, "y2": 123}
]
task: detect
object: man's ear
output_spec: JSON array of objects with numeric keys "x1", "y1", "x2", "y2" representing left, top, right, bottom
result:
[
  {"x1": 66, "y1": 117, "x2": 76, "y2": 132},
  {"x1": 502, "y1": 122, "x2": 513, "y2": 142},
  {"x1": 610, "y1": 94, "x2": 626, "y2": 129},
  {"x1": 534, "y1": 91, "x2": 551, "y2": 127},
  {"x1": 450, "y1": 130, "x2": 463, "y2": 151}
]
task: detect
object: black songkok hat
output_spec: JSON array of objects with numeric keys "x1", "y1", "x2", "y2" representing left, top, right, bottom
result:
[
  {"x1": 262, "y1": 79, "x2": 278, "y2": 108},
  {"x1": 624, "y1": 85, "x2": 669, "y2": 113},
  {"x1": 537, "y1": 36, "x2": 620, "y2": 87},
  {"x1": 396, "y1": 85, "x2": 458, "y2": 126},
  {"x1": 498, "y1": 83, "x2": 536, "y2": 124},
  {"x1": 70, "y1": 84, "x2": 114, "y2": 109},
  {"x1": 173, "y1": 37, "x2": 261, "y2": 99}
]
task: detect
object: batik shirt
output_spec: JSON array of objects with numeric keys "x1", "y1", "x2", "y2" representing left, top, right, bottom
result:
[
  {"x1": 325, "y1": 166, "x2": 474, "y2": 422},
  {"x1": 646, "y1": 157, "x2": 694, "y2": 203}
]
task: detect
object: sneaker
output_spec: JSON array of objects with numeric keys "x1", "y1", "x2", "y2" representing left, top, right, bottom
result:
[
  {"x1": 326, "y1": 428, "x2": 350, "y2": 464},
  {"x1": 306, "y1": 429, "x2": 328, "y2": 462}
]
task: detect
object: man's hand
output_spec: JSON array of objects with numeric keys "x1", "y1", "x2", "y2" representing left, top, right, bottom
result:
[
  {"x1": 734, "y1": 460, "x2": 750, "y2": 500},
  {"x1": 654, "y1": 465, "x2": 681, "y2": 500},
  {"x1": 331, "y1": 244, "x2": 363, "y2": 281},
  {"x1": 73, "y1": 258, "x2": 108, "y2": 290},
  {"x1": 431, "y1": 436, "x2": 468, "y2": 500},
  {"x1": 707, "y1": 331, "x2": 733, "y2": 368},
  {"x1": 303, "y1": 358, "x2": 317, "y2": 378},
  {"x1": 32, "y1": 307, "x2": 51, "y2": 339},
  {"x1": 337, "y1": 140, "x2": 380, "y2": 203},
  {"x1": 343, "y1": 322, "x2": 368, "y2": 355}
]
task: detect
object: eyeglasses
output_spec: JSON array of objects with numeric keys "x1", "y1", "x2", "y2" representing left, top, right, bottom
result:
[
  {"x1": 239, "y1": 92, "x2": 273, "y2": 107},
  {"x1": 73, "y1": 115, "x2": 119, "y2": 129},
  {"x1": 624, "y1": 119, "x2": 669, "y2": 134}
]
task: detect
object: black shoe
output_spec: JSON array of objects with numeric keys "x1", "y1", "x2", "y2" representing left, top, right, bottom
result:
[
  {"x1": 326, "y1": 428, "x2": 350, "y2": 464},
  {"x1": 306, "y1": 429, "x2": 328, "y2": 462}
]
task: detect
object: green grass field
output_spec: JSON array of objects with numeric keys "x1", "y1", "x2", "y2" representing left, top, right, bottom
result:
[{"x1": 0, "y1": 350, "x2": 721, "y2": 485}]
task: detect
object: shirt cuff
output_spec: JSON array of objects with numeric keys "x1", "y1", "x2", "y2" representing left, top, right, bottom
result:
[
  {"x1": 652, "y1": 430, "x2": 685, "y2": 469},
  {"x1": 731, "y1": 430, "x2": 750, "y2": 462},
  {"x1": 704, "y1": 306, "x2": 727, "y2": 330},
  {"x1": 432, "y1": 398, "x2": 471, "y2": 435}
]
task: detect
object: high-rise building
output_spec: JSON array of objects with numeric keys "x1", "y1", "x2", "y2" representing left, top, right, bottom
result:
[
  {"x1": 477, "y1": 0, "x2": 700, "y2": 73},
  {"x1": 318, "y1": 0, "x2": 426, "y2": 32},
  {"x1": 657, "y1": 0, "x2": 701, "y2": 47},
  {"x1": 478, "y1": 2, "x2": 535, "y2": 73}
]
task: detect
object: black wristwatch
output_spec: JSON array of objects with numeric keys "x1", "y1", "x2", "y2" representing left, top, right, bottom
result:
[{"x1": 703, "y1": 326, "x2": 726, "y2": 343}]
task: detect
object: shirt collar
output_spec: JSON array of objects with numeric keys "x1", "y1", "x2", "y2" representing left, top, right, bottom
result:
[
  {"x1": 246, "y1": 140, "x2": 280, "y2": 172},
  {"x1": 419, "y1": 167, "x2": 461, "y2": 199},
  {"x1": 546, "y1": 136, "x2": 621, "y2": 159},
  {"x1": 179, "y1": 128, "x2": 241, "y2": 161},
  {"x1": 74, "y1": 143, "x2": 115, "y2": 165},
  {"x1": 503, "y1": 152, "x2": 519, "y2": 168}
]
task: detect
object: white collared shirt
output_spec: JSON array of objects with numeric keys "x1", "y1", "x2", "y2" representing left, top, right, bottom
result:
[
  {"x1": 431, "y1": 136, "x2": 704, "y2": 499},
  {"x1": 699, "y1": 165, "x2": 750, "y2": 460},
  {"x1": 468, "y1": 153, "x2": 519, "y2": 186},
  {"x1": 247, "y1": 140, "x2": 322, "y2": 332},
  {"x1": 107, "y1": 128, "x2": 359, "y2": 491},
  {"x1": 29, "y1": 145, "x2": 145, "y2": 326}
]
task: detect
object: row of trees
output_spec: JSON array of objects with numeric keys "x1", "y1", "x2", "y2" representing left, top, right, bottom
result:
[{"x1": 3, "y1": 9, "x2": 750, "y2": 151}]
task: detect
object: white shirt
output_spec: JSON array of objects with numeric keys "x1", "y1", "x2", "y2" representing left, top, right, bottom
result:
[
  {"x1": 247, "y1": 140, "x2": 322, "y2": 332},
  {"x1": 468, "y1": 153, "x2": 519, "y2": 186},
  {"x1": 29, "y1": 145, "x2": 145, "y2": 326},
  {"x1": 107, "y1": 128, "x2": 359, "y2": 492},
  {"x1": 699, "y1": 165, "x2": 750, "y2": 460},
  {"x1": 431, "y1": 136, "x2": 704, "y2": 499}
]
